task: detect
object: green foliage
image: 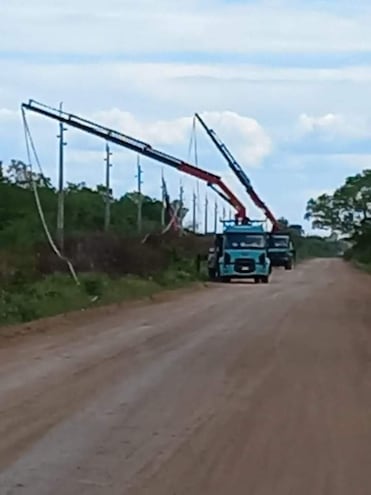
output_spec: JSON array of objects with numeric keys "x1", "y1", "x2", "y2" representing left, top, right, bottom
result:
[
  {"x1": 0, "y1": 261, "x2": 202, "y2": 327},
  {"x1": 283, "y1": 221, "x2": 342, "y2": 260},
  {"x1": 0, "y1": 159, "x2": 169, "y2": 248},
  {"x1": 0, "y1": 158, "x2": 205, "y2": 327},
  {"x1": 305, "y1": 169, "x2": 371, "y2": 265},
  {"x1": 295, "y1": 236, "x2": 341, "y2": 260},
  {"x1": 305, "y1": 169, "x2": 371, "y2": 235},
  {"x1": 0, "y1": 275, "x2": 90, "y2": 325}
]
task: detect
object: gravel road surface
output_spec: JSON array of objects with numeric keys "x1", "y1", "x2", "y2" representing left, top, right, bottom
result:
[{"x1": 1, "y1": 259, "x2": 371, "y2": 494}]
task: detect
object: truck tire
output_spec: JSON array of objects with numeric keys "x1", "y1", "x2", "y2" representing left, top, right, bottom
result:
[
  {"x1": 221, "y1": 277, "x2": 231, "y2": 283},
  {"x1": 261, "y1": 275, "x2": 269, "y2": 284},
  {"x1": 285, "y1": 260, "x2": 293, "y2": 270}
]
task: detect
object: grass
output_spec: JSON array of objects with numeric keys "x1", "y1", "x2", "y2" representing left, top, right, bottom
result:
[
  {"x1": 0, "y1": 260, "x2": 208, "y2": 327},
  {"x1": 353, "y1": 261, "x2": 371, "y2": 274}
]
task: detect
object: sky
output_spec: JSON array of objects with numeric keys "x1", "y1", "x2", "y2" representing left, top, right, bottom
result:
[{"x1": 1, "y1": 0, "x2": 371, "y2": 233}]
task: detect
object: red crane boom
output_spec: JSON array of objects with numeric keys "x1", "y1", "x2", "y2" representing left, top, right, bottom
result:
[
  {"x1": 195, "y1": 113, "x2": 279, "y2": 229},
  {"x1": 21, "y1": 100, "x2": 247, "y2": 222}
]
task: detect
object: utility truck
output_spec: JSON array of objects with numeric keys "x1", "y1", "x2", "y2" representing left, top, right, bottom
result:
[
  {"x1": 195, "y1": 113, "x2": 294, "y2": 271},
  {"x1": 268, "y1": 232, "x2": 295, "y2": 270},
  {"x1": 208, "y1": 220, "x2": 271, "y2": 283}
]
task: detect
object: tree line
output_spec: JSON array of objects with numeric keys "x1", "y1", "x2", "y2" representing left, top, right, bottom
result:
[
  {"x1": 305, "y1": 169, "x2": 371, "y2": 265},
  {"x1": 2, "y1": 159, "x2": 367, "y2": 264},
  {"x1": 0, "y1": 159, "x2": 178, "y2": 248}
]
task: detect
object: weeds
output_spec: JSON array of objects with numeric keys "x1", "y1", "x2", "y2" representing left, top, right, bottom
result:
[{"x1": 0, "y1": 262, "x2": 204, "y2": 327}]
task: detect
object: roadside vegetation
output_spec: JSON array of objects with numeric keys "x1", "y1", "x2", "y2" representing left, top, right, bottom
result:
[
  {"x1": 305, "y1": 169, "x2": 371, "y2": 271},
  {"x1": 0, "y1": 159, "x2": 359, "y2": 327},
  {"x1": 276, "y1": 217, "x2": 342, "y2": 261},
  {"x1": 0, "y1": 160, "x2": 208, "y2": 326}
]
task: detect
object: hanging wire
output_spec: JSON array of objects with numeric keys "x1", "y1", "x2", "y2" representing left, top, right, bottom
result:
[
  {"x1": 187, "y1": 115, "x2": 202, "y2": 221},
  {"x1": 21, "y1": 107, "x2": 80, "y2": 285}
]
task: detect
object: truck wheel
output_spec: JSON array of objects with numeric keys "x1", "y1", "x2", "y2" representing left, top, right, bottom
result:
[
  {"x1": 221, "y1": 277, "x2": 231, "y2": 283},
  {"x1": 261, "y1": 275, "x2": 269, "y2": 284},
  {"x1": 285, "y1": 261, "x2": 293, "y2": 270},
  {"x1": 254, "y1": 277, "x2": 260, "y2": 284}
]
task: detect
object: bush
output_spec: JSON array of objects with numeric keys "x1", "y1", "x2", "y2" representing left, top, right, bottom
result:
[
  {"x1": 82, "y1": 275, "x2": 106, "y2": 297},
  {"x1": 0, "y1": 258, "x2": 204, "y2": 327}
]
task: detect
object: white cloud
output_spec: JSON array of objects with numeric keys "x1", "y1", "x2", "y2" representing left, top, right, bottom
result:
[
  {"x1": 4, "y1": 60, "x2": 371, "y2": 131},
  {"x1": 1, "y1": 106, "x2": 271, "y2": 207},
  {"x1": 2, "y1": 0, "x2": 371, "y2": 54},
  {"x1": 65, "y1": 109, "x2": 272, "y2": 166},
  {"x1": 198, "y1": 111, "x2": 272, "y2": 165},
  {"x1": 2, "y1": 1, "x2": 371, "y2": 226},
  {"x1": 93, "y1": 110, "x2": 191, "y2": 147},
  {"x1": 333, "y1": 154, "x2": 371, "y2": 170},
  {"x1": 0, "y1": 109, "x2": 18, "y2": 122},
  {"x1": 298, "y1": 113, "x2": 370, "y2": 139},
  {"x1": 299, "y1": 113, "x2": 345, "y2": 134}
]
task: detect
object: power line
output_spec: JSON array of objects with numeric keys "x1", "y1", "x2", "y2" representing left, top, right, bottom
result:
[{"x1": 22, "y1": 107, "x2": 79, "y2": 286}]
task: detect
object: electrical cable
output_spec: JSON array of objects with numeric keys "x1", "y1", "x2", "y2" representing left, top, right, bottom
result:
[{"x1": 21, "y1": 107, "x2": 80, "y2": 286}]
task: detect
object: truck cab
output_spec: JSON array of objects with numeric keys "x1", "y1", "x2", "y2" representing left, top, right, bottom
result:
[
  {"x1": 208, "y1": 221, "x2": 271, "y2": 283},
  {"x1": 268, "y1": 233, "x2": 295, "y2": 270}
]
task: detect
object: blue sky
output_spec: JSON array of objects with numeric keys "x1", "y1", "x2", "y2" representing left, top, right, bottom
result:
[{"x1": 1, "y1": 0, "x2": 371, "y2": 232}]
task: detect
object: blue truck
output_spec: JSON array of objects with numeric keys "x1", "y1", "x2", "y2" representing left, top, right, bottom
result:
[
  {"x1": 208, "y1": 220, "x2": 272, "y2": 283},
  {"x1": 268, "y1": 232, "x2": 295, "y2": 270},
  {"x1": 195, "y1": 113, "x2": 295, "y2": 272}
]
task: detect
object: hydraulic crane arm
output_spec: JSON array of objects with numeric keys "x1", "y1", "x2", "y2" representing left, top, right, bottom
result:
[
  {"x1": 195, "y1": 113, "x2": 279, "y2": 229},
  {"x1": 22, "y1": 100, "x2": 246, "y2": 221}
]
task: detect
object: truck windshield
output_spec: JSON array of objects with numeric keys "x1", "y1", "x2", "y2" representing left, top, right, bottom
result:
[
  {"x1": 225, "y1": 234, "x2": 266, "y2": 249},
  {"x1": 270, "y1": 235, "x2": 289, "y2": 248}
]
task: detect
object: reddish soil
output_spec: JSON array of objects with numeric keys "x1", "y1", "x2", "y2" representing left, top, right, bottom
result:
[{"x1": 0, "y1": 259, "x2": 371, "y2": 494}]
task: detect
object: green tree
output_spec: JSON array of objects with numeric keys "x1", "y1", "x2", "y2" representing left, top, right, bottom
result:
[
  {"x1": 305, "y1": 169, "x2": 371, "y2": 264},
  {"x1": 0, "y1": 159, "x2": 170, "y2": 247},
  {"x1": 305, "y1": 170, "x2": 371, "y2": 235}
]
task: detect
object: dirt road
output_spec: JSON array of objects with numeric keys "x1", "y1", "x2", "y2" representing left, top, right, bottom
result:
[{"x1": 1, "y1": 259, "x2": 371, "y2": 494}]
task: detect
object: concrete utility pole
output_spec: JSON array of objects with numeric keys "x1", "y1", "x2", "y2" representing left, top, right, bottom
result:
[
  {"x1": 204, "y1": 194, "x2": 209, "y2": 234},
  {"x1": 136, "y1": 155, "x2": 143, "y2": 233},
  {"x1": 104, "y1": 143, "x2": 112, "y2": 232},
  {"x1": 160, "y1": 170, "x2": 166, "y2": 227},
  {"x1": 57, "y1": 102, "x2": 67, "y2": 251},
  {"x1": 179, "y1": 182, "x2": 184, "y2": 231},
  {"x1": 192, "y1": 190, "x2": 197, "y2": 232},
  {"x1": 214, "y1": 200, "x2": 218, "y2": 233}
]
